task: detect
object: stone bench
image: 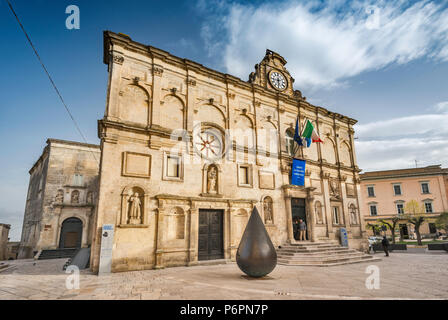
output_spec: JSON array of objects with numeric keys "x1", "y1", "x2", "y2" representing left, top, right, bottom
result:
[{"x1": 427, "y1": 243, "x2": 448, "y2": 252}]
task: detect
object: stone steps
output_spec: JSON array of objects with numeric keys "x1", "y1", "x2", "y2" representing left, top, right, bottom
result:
[
  {"x1": 276, "y1": 241, "x2": 380, "y2": 266},
  {"x1": 37, "y1": 248, "x2": 78, "y2": 260}
]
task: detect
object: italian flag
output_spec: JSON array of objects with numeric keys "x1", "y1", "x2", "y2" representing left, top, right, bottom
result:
[{"x1": 302, "y1": 120, "x2": 323, "y2": 143}]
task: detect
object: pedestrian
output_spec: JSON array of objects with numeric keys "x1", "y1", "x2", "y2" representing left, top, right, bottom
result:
[
  {"x1": 381, "y1": 235, "x2": 390, "y2": 257},
  {"x1": 299, "y1": 219, "x2": 307, "y2": 241}
]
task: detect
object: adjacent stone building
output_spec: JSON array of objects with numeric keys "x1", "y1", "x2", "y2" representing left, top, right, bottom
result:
[
  {"x1": 18, "y1": 139, "x2": 100, "y2": 258},
  {"x1": 90, "y1": 31, "x2": 367, "y2": 272},
  {"x1": 0, "y1": 223, "x2": 10, "y2": 261},
  {"x1": 360, "y1": 165, "x2": 448, "y2": 238}
]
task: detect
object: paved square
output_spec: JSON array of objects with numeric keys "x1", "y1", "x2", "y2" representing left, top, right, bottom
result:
[{"x1": 1, "y1": 253, "x2": 447, "y2": 300}]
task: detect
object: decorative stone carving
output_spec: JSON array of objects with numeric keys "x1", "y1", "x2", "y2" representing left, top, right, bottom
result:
[
  {"x1": 349, "y1": 204, "x2": 358, "y2": 225},
  {"x1": 112, "y1": 54, "x2": 124, "y2": 65},
  {"x1": 153, "y1": 66, "x2": 164, "y2": 76},
  {"x1": 55, "y1": 189, "x2": 64, "y2": 203},
  {"x1": 128, "y1": 192, "x2": 142, "y2": 225},
  {"x1": 207, "y1": 165, "x2": 218, "y2": 194},
  {"x1": 263, "y1": 196, "x2": 274, "y2": 224},
  {"x1": 71, "y1": 190, "x2": 79, "y2": 204},
  {"x1": 346, "y1": 183, "x2": 356, "y2": 197},
  {"x1": 87, "y1": 191, "x2": 93, "y2": 204},
  {"x1": 329, "y1": 178, "x2": 340, "y2": 199}
]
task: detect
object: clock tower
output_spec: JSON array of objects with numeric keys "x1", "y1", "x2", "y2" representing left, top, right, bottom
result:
[{"x1": 248, "y1": 49, "x2": 302, "y2": 99}]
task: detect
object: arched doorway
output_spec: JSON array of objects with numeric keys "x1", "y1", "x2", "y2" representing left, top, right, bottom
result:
[{"x1": 59, "y1": 217, "x2": 83, "y2": 249}]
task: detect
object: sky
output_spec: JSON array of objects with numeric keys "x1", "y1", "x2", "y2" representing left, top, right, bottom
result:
[{"x1": 0, "y1": 0, "x2": 447, "y2": 241}]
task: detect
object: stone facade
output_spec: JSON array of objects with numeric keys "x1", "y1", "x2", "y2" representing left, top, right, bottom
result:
[
  {"x1": 360, "y1": 165, "x2": 448, "y2": 238},
  {"x1": 89, "y1": 31, "x2": 367, "y2": 273},
  {"x1": 0, "y1": 223, "x2": 10, "y2": 261},
  {"x1": 18, "y1": 139, "x2": 100, "y2": 258}
]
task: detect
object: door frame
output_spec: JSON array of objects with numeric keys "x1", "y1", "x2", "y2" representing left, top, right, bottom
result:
[
  {"x1": 198, "y1": 209, "x2": 224, "y2": 261},
  {"x1": 59, "y1": 217, "x2": 83, "y2": 249}
]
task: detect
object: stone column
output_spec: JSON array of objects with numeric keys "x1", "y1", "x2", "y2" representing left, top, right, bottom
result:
[
  {"x1": 224, "y1": 207, "x2": 231, "y2": 260},
  {"x1": 105, "y1": 52, "x2": 124, "y2": 121},
  {"x1": 151, "y1": 63, "x2": 164, "y2": 128},
  {"x1": 339, "y1": 176, "x2": 351, "y2": 238},
  {"x1": 284, "y1": 196, "x2": 295, "y2": 243},
  {"x1": 155, "y1": 204, "x2": 166, "y2": 269},
  {"x1": 306, "y1": 192, "x2": 318, "y2": 242},
  {"x1": 322, "y1": 174, "x2": 334, "y2": 238},
  {"x1": 187, "y1": 205, "x2": 199, "y2": 266}
]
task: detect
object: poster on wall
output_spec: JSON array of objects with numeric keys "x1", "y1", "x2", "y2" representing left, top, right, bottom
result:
[{"x1": 291, "y1": 158, "x2": 306, "y2": 186}]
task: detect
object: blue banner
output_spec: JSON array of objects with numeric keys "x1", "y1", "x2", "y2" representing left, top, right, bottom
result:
[{"x1": 291, "y1": 158, "x2": 306, "y2": 186}]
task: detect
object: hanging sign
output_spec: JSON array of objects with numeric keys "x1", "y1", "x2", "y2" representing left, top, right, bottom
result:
[{"x1": 291, "y1": 158, "x2": 306, "y2": 186}]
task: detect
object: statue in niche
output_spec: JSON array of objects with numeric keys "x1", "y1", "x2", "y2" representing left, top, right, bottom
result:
[
  {"x1": 350, "y1": 205, "x2": 358, "y2": 225},
  {"x1": 71, "y1": 190, "x2": 79, "y2": 204},
  {"x1": 207, "y1": 166, "x2": 217, "y2": 194},
  {"x1": 86, "y1": 191, "x2": 93, "y2": 204},
  {"x1": 315, "y1": 202, "x2": 323, "y2": 224},
  {"x1": 263, "y1": 197, "x2": 273, "y2": 224},
  {"x1": 128, "y1": 192, "x2": 142, "y2": 224},
  {"x1": 55, "y1": 190, "x2": 64, "y2": 203}
]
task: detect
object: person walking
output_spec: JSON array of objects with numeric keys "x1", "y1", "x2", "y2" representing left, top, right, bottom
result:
[
  {"x1": 381, "y1": 235, "x2": 390, "y2": 257},
  {"x1": 299, "y1": 219, "x2": 307, "y2": 241}
]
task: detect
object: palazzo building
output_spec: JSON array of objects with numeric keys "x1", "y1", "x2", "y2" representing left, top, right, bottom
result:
[
  {"x1": 89, "y1": 31, "x2": 367, "y2": 272},
  {"x1": 18, "y1": 139, "x2": 100, "y2": 258},
  {"x1": 361, "y1": 165, "x2": 448, "y2": 238}
]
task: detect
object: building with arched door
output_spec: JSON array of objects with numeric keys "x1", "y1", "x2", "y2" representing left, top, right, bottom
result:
[{"x1": 17, "y1": 139, "x2": 100, "y2": 258}]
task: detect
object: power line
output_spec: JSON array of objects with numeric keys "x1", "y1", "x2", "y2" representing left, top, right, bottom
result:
[{"x1": 5, "y1": 0, "x2": 99, "y2": 163}]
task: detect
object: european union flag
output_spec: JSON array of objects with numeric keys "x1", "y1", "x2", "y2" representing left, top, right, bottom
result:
[{"x1": 294, "y1": 118, "x2": 303, "y2": 146}]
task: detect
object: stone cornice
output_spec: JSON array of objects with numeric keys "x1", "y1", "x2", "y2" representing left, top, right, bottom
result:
[{"x1": 103, "y1": 30, "x2": 358, "y2": 125}]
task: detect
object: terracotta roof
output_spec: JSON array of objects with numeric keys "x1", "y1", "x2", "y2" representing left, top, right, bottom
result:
[{"x1": 360, "y1": 165, "x2": 447, "y2": 180}]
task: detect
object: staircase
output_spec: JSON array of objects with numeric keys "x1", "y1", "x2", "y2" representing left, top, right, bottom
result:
[
  {"x1": 277, "y1": 241, "x2": 381, "y2": 266},
  {"x1": 37, "y1": 248, "x2": 78, "y2": 260}
]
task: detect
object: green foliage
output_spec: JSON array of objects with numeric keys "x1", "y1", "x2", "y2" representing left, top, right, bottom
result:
[{"x1": 435, "y1": 212, "x2": 448, "y2": 232}]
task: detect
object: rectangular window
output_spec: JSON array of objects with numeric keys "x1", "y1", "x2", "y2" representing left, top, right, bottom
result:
[
  {"x1": 333, "y1": 207, "x2": 339, "y2": 224},
  {"x1": 367, "y1": 186, "x2": 375, "y2": 197},
  {"x1": 396, "y1": 203, "x2": 404, "y2": 214},
  {"x1": 421, "y1": 183, "x2": 430, "y2": 194},
  {"x1": 393, "y1": 184, "x2": 402, "y2": 196},
  {"x1": 166, "y1": 156, "x2": 180, "y2": 177},
  {"x1": 424, "y1": 202, "x2": 433, "y2": 213},
  {"x1": 286, "y1": 136, "x2": 294, "y2": 156},
  {"x1": 239, "y1": 166, "x2": 249, "y2": 185},
  {"x1": 72, "y1": 174, "x2": 83, "y2": 186},
  {"x1": 370, "y1": 205, "x2": 378, "y2": 216}
]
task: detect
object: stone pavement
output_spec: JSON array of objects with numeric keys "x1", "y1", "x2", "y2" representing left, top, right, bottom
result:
[{"x1": 0, "y1": 253, "x2": 447, "y2": 300}]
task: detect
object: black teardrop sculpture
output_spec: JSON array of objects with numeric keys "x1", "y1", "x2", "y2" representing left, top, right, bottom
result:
[{"x1": 236, "y1": 207, "x2": 277, "y2": 277}]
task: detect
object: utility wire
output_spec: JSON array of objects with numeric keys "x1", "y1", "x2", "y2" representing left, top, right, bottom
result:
[{"x1": 5, "y1": 0, "x2": 99, "y2": 163}]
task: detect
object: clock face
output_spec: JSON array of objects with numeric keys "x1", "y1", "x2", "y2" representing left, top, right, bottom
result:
[
  {"x1": 194, "y1": 128, "x2": 224, "y2": 160},
  {"x1": 269, "y1": 71, "x2": 287, "y2": 90}
]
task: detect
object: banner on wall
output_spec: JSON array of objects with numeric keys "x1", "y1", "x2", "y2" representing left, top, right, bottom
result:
[{"x1": 291, "y1": 158, "x2": 306, "y2": 186}]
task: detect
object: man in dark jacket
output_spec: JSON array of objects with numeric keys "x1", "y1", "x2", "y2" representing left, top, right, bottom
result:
[{"x1": 382, "y1": 236, "x2": 390, "y2": 257}]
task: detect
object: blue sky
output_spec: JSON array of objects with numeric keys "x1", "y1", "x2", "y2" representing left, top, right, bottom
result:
[{"x1": 1, "y1": 0, "x2": 447, "y2": 240}]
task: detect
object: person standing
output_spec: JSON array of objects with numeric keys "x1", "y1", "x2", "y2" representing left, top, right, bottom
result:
[
  {"x1": 381, "y1": 236, "x2": 390, "y2": 257},
  {"x1": 299, "y1": 219, "x2": 307, "y2": 241}
]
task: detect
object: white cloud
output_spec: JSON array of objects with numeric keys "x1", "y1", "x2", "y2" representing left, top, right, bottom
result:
[
  {"x1": 200, "y1": 0, "x2": 448, "y2": 90},
  {"x1": 434, "y1": 101, "x2": 448, "y2": 113},
  {"x1": 354, "y1": 112, "x2": 448, "y2": 171}
]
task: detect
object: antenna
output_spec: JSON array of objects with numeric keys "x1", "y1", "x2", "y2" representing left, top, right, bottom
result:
[{"x1": 415, "y1": 160, "x2": 418, "y2": 168}]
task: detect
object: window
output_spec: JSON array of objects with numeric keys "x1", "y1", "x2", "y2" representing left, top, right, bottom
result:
[
  {"x1": 424, "y1": 202, "x2": 433, "y2": 213},
  {"x1": 428, "y1": 223, "x2": 437, "y2": 234},
  {"x1": 239, "y1": 166, "x2": 249, "y2": 185},
  {"x1": 396, "y1": 203, "x2": 404, "y2": 214},
  {"x1": 332, "y1": 207, "x2": 339, "y2": 224},
  {"x1": 421, "y1": 183, "x2": 430, "y2": 194},
  {"x1": 393, "y1": 184, "x2": 402, "y2": 196},
  {"x1": 237, "y1": 164, "x2": 252, "y2": 187},
  {"x1": 166, "y1": 156, "x2": 180, "y2": 178},
  {"x1": 285, "y1": 130, "x2": 295, "y2": 156},
  {"x1": 72, "y1": 174, "x2": 83, "y2": 186},
  {"x1": 367, "y1": 186, "x2": 375, "y2": 197},
  {"x1": 163, "y1": 152, "x2": 183, "y2": 181},
  {"x1": 370, "y1": 205, "x2": 378, "y2": 216}
]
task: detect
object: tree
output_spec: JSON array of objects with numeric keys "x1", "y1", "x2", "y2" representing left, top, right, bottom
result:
[
  {"x1": 379, "y1": 217, "x2": 401, "y2": 244},
  {"x1": 366, "y1": 223, "x2": 382, "y2": 236},
  {"x1": 404, "y1": 200, "x2": 425, "y2": 245},
  {"x1": 435, "y1": 212, "x2": 448, "y2": 233}
]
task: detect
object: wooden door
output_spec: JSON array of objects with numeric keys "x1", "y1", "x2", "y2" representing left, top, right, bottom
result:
[{"x1": 198, "y1": 209, "x2": 224, "y2": 260}]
